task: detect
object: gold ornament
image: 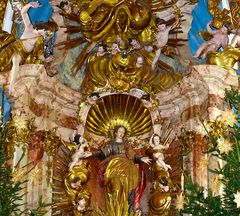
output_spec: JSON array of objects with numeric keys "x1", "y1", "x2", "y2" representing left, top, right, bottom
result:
[
  {"x1": 208, "y1": 120, "x2": 227, "y2": 139},
  {"x1": 59, "y1": 0, "x2": 185, "y2": 81},
  {"x1": 12, "y1": 167, "x2": 26, "y2": 183},
  {"x1": 148, "y1": 192, "x2": 171, "y2": 216},
  {"x1": 11, "y1": 118, "x2": 36, "y2": 144},
  {"x1": 79, "y1": 11, "x2": 92, "y2": 24},
  {"x1": 149, "y1": 168, "x2": 173, "y2": 215},
  {"x1": 28, "y1": 166, "x2": 41, "y2": 185},
  {"x1": 211, "y1": 174, "x2": 221, "y2": 196},
  {"x1": 206, "y1": 46, "x2": 240, "y2": 73},
  {"x1": 179, "y1": 129, "x2": 195, "y2": 155},
  {"x1": 0, "y1": 0, "x2": 8, "y2": 28},
  {"x1": 208, "y1": 0, "x2": 231, "y2": 28},
  {"x1": 85, "y1": 94, "x2": 152, "y2": 138},
  {"x1": 43, "y1": 129, "x2": 63, "y2": 157},
  {"x1": 198, "y1": 154, "x2": 210, "y2": 173}
]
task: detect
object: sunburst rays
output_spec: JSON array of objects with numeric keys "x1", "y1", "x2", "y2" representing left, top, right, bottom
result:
[{"x1": 86, "y1": 94, "x2": 152, "y2": 137}]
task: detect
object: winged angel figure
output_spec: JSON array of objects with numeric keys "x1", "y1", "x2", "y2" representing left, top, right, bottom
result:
[
  {"x1": 193, "y1": 0, "x2": 240, "y2": 71},
  {"x1": 56, "y1": 0, "x2": 196, "y2": 94},
  {"x1": 52, "y1": 121, "x2": 182, "y2": 215},
  {"x1": 0, "y1": 0, "x2": 58, "y2": 96}
]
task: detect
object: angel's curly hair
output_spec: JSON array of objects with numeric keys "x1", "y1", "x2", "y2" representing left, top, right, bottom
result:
[{"x1": 34, "y1": 19, "x2": 58, "y2": 32}]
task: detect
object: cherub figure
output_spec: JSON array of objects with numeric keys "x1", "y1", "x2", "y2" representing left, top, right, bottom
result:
[
  {"x1": 111, "y1": 42, "x2": 121, "y2": 55},
  {"x1": 0, "y1": 1, "x2": 57, "y2": 96},
  {"x1": 150, "y1": 134, "x2": 171, "y2": 171},
  {"x1": 73, "y1": 189, "x2": 91, "y2": 215},
  {"x1": 129, "y1": 38, "x2": 142, "y2": 51},
  {"x1": 69, "y1": 136, "x2": 88, "y2": 171},
  {"x1": 151, "y1": 17, "x2": 179, "y2": 70},
  {"x1": 87, "y1": 92, "x2": 100, "y2": 105},
  {"x1": 194, "y1": 20, "x2": 229, "y2": 59},
  {"x1": 97, "y1": 43, "x2": 108, "y2": 57},
  {"x1": 56, "y1": 0, "x2": 72, "y2": 14},
  {"x1": 136, "y1": 56, "x2": 144, "y2": 68}
]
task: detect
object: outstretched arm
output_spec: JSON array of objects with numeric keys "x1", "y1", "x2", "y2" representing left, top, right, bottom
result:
[
  {"x1": 206, "y1": 20, "x2": 218, "y2": 35},
  {"x1": 21, "y1": 2, "x2": 40, "y2": 30}
]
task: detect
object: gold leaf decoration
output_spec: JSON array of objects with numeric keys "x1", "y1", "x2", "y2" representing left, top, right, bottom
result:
[
  {"x1": 0, "y1": 0, "x2": 8, "y2": 28},
  {"x1": 85, "y1": 94, "x2": 152, "y2": 137}
]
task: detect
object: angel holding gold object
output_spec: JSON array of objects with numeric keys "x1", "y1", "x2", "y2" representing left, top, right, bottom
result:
[
  {"x1": 149, "y1": 134, "x2": 172, "y2": 171},
  {"x1": 0, "y1": 1, "x2": 58, "y2": 96},
  {"x1": 194, "y1": 20, "x2": 229, "y2": 59},
  {"x1": 69, "y1": 137, "x2": 89, "y2": 171}
]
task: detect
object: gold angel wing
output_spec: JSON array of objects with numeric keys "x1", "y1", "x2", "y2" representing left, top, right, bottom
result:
[
  {"x1": 52, "y1": 143, "x2": 74, "y2": 215},
  {"x1": 198, "y1": 30, "x2": 213, "y2": 42}
]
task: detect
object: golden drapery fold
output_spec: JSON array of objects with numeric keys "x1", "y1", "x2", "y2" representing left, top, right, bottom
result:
[
  {"x1": 79, "y1": 0, "x2": 152, "y2": 44},
  {"x1": 101, "y1": 155, "x2": 140, "y2": 216},
  {"x1": 0, "y1": 30, "x2": 44, "y2": 72}
]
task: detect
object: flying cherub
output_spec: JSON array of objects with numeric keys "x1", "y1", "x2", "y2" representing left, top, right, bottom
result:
[
  {"x1": 194, "y1": 20, "x2": 229, "y2": 59},
  {"x1": 151, "y1": 17, "x2": 179, "y2": 70}
]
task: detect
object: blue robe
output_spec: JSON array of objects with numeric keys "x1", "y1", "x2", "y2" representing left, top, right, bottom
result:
[
  {"x1": 17, "y1": 0, "x2": 54, "y2": 38},
  {"x1": 188, "y1": 0, "x2": 213, "y2": 57},
  {"x1": 0, "y1": 88, "x2": 11, "y2": 124}
]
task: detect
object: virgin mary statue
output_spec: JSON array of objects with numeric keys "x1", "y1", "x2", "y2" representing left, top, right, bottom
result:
[{"x1": 84, "y1": 125, "x2": 151, "y2": 215}]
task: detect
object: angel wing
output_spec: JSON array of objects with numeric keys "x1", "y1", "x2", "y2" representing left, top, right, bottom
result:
[
  {"x1": 9, "y1": 0, "x2": 25, "y2": 24},
  {"x1": 52, "y1": 142, "x2": 76, "y2": 215},
  {"x1": 9, "y1": 0, "x2": 26, "y2": 34},
  {"x1": 56, "y1": 0, "x2": 194, "y2": 75},
  {"x1": 198, "y1": 30, "x2": 213, "y2": 42}
]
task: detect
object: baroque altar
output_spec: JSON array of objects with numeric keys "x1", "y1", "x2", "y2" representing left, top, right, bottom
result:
[{"x1": 0, "y1": 0, "x2": 239, "y2": 215}]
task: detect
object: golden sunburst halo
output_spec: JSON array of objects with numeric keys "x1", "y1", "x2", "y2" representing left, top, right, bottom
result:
[{"x1": 85, "y1": 94, "x2": 152, "y2": 137}]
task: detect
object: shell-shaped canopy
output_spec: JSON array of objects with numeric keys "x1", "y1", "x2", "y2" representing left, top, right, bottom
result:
[{"x1": 86, "y1": 94, "x2": 152, "y2": 137}]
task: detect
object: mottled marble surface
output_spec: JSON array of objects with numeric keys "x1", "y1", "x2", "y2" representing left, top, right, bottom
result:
[
  {"x1": 1, "y1": 63, "x2": 237, "y2": 143},
  {"x1": 2, "y1": 62, "x2": 238, "y2": 213}
]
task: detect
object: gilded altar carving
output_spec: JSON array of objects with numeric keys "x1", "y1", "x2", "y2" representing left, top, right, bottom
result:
[
  {"x1": 194, "y1": 1, "x2": 240, "y2": 71},
  {"x1": 208, "y1": 0, "x2": 240, "y2": 29},
  {"x1": 57, "y1": 0, "x2": 191, "y2": 95},
  {"x1": 0, "y1": 0, "x2": 8, "y2": 28},
  {"x1": 52, "y1": 93, "x2": 183, "y2": 215},
  {"x1": 206, "y1": 45, "x2": 240, "y2": 73}
]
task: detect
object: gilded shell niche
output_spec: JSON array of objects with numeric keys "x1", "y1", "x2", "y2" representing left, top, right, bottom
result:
[{"x1": 85, "y1": 94, "x2": 152, "y2": 138}]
